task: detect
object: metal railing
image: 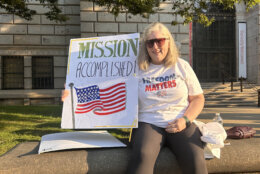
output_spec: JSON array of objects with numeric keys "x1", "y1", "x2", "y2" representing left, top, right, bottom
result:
[
  {"x1": 221, "y1": 70, "x2": 260, "y2": 107},
  {"x1": 221, "y1": 70, "x2": 236, "y2": 91}
]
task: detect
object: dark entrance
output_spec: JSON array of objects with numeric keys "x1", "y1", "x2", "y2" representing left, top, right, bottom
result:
[{"x1": 193, "y1": 9, "x2": 236, "y2": 82}]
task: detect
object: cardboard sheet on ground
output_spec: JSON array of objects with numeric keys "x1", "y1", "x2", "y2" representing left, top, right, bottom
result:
[
  {"x1": 61, "y1": 33, "x2": 139, "y2": 129},
  {"x1": 38, "y1": 131, "x2": 126, "y2": 154}
]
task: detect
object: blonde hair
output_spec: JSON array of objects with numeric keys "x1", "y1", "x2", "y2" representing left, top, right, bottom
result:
[{"x1": 138, "y1": 22, "x2": 179, "y2": 71}]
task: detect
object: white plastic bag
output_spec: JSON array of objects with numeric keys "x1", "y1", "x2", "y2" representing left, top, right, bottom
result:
[{"x1": 194, "y1": 120, "x2": 227, "y2": 159}]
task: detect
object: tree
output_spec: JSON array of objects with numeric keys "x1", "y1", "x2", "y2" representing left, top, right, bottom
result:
[
  {"x1": 92, "y1": 0, "x2": 259, "y2": 26},
  {"x1": 0, "y1": 0, "x2": 258, "y2": 25},
  {"x1": 0, "y1": 0, "x2": 68, "y2": 22}
]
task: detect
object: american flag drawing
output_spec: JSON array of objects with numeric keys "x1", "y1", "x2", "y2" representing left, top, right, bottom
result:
[{"x1": 74, "y1": 82, "x2": 126, "y2": 115}]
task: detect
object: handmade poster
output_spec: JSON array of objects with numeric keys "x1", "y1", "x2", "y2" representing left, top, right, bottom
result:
[{"x1": 61, "y1": 33, "x2": 139, "y2": 129}]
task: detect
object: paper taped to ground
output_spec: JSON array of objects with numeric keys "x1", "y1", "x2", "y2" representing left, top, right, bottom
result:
[{"x1": 38, "y1": 131, "x2": 126, "y2": 154}]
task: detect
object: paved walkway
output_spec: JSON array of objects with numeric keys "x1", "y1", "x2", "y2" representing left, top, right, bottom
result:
[{"x1": 198, "y1": 107, "x2": 260, "y2": 137}]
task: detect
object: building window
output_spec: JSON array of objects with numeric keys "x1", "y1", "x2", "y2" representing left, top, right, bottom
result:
[
  {"x1": 32, "y1": 56, "x2": 54, "y2": 89},
  {"x1": 2, "y1": 56, "x2": 24, "y2": 89}
]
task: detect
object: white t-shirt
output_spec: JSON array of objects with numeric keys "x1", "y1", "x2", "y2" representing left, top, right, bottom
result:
[{"x1": 138, "y1": 58, "x2": 203, "y2": 128}]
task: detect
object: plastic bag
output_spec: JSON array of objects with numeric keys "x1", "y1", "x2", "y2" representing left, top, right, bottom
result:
[{"x1": 194, "y1": 120, "x2": 227, "y2": 159}]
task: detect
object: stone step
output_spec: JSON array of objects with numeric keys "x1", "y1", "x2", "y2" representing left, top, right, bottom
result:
[
  {"x1": 205, "y1": 98, "x2": 257, "y2": 103},
  {"x1": 201, "y1": 82, "x2": 259, "y2": 107},
  {"x1": 205, "y1": 100, "x2": 257, "y2": 104},
  {"x1": 2, "y1": 139, "x2": 260, "y2": 174},
  {"x1": 201, "y1": 83, "x2": 260, "y2": 88},
  {"x1": 201, "y1": 86, "x2": 228, "y2": 89},
  {"x1": 204, "y1": 99, "x2": 258, "y2": 107},
  {"x1": 204, "y1": 93, "x2": 257, "y2": 97},
  {"x1": 204, "y1": 91, "x2": 257, "y2": 97},
  {"x1": 202, "y1": 86, "x2": 258, "y2": 90},
  {"x1": 204, "y1": 91, "x2": 257, "y2": 94},
  {"x1": 204, "y1": 103, "x2": 259, "y2": 108},
  {"x1": 203, "y1": 88, "x2": 260, "y2": 93},
  {"x1": 201, "y1": 81, "x2": 260, "y2": 85}
]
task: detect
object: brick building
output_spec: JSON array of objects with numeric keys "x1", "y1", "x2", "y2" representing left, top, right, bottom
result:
[{"x1": 0, "y1": 1, "x2": 259, "y2": 105}]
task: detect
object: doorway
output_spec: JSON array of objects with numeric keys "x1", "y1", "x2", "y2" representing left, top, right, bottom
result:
[{"x1": 193, "y1": 13, "x2": 236, "y2": 82}]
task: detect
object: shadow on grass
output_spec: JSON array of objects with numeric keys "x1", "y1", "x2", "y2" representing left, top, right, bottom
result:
[
  {"x1": 13, "y1": 128, "x2": 69, "y2": 138},
  {"x1": 0, "y1": 113, "x2": 52, "y2": 122},
  {"x1": 36, "y1": 122, "x2": 61, "y2": 128},
  {"x1": 12, "y1": 127, "x2": 130, "y2": 140},
  {"x1": 0, "y1": 106, "x2": 131, "y2": 156},
  {"x1": 108, "y1": 129, "x2": 130, "y2": 138},
  {"x1": 0, "y1": 105, "x2": 62, "y2": 118},
  {"x1": 0, "y1": 124, "x2": 5, "y2": 130}
]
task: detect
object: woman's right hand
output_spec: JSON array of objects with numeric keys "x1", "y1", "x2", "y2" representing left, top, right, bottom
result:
[{"x1": 61, "y1": 89, "x2": 69, "y2": 102}]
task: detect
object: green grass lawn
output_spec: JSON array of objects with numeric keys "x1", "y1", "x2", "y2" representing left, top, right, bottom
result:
[{"x1": 0, "y1": 105, "x2": 130, "y2": 156}]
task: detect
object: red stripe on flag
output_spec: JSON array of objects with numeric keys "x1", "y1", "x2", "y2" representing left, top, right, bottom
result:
[
  {"x1": 76, "y1": 102, "x2": 103, "y2": 111},
  {"x1": 102, "y1": 94, "x2": 125, "y2": 104},
  {"x1": 101, "y1": 102, "x2": 125, "y2": 111},
  {"x1": 103, "y1": 98, "x2": 126, "y2": 107},
  {"x1": 77, "y1": 100, "x2": 102, "y2": 107},
  {"x1": 99, "y1": 82, "x2": 125, "y2": 92},
  {"x1": 94, "y1": 107, "x2": 126, "y2": 116},
  {"x1": 99, "y1": 88, "x2": 125, "y2": 98}
]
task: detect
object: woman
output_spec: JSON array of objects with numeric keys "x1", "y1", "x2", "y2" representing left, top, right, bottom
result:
[{"x1": 127, "y1": 22, "x2": 207, "y2": 174}]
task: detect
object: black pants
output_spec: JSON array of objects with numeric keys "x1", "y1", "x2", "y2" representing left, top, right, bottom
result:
[{"x1": 127, "y1": 122, "x2": 208, "y2": 174}]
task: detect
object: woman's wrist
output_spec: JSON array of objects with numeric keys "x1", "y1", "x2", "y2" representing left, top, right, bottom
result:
[{"x1": 182, "y1": 116, "x2": 191, "y2": 127}]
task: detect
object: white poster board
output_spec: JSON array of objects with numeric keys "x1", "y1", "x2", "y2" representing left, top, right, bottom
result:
[
  {"x1": 61, "y1": 33, "x2": 139, "y2": 129},
  {"x1": 238, "y1": 22, "x2": 247, "y2": 78},
  {"x1": 38, "y1": 131, "x2": 126, "y2": 154}
]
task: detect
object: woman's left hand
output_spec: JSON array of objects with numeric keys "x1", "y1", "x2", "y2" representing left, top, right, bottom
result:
[{"x1": 165, "y1": 118, "x2": 186, "y2": 133}]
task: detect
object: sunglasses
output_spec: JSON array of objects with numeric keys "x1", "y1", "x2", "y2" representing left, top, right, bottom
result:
[{"x1": 146, "y1": 38, "x2": 169, "y2": 48}]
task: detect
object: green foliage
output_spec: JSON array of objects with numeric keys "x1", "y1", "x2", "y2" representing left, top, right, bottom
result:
[
  {"x1": 0, "y1": 0, "x2": 258, "y2": 24},
  {"x1": 92, "y1": 0, "x2": 259, "y2": 26},
  {"x1": 0, "y1": 105, "x2": 64, "y2": 155},
  {"x1": 0, "y1": 0, "x2": 68, "y2": 22},
  {"x1": 95, "y1": 0, "x2": 160, "y2": 17},
  {"x1": 0, "y1": 106, "x2": 130, "y2": 156}
]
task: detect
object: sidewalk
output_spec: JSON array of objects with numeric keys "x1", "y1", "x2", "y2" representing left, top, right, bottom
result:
[{"x1": 198, "y1": 107, "x2": 260, "y2": 137}]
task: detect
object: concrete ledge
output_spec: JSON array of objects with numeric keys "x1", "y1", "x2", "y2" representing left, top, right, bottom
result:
[{"x1": 1, "y1": 138, "x2": 260, "y2": 174}]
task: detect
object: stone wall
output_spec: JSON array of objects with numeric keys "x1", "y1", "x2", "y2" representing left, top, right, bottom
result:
[
  {"x1": 0, "y1": 0, "x2": 81, "y2": 104},
  {"x1": 246, "y1": 4, "x2": 260, "y2": 84},
  {"x1": 80, "y1": 0, "x2": 190, "y2": 61},
  {"x1": 257, "y1": 4, "x2": 260, "y2": 84},
  {"x1": 1, "y1": 1, "x2": 259, "y2": 105},
  {"x1": 0, "y1": 0, "x2": 81, "y2": 89},
  {"x1": 0, "y1": 0, "x2": 191, "y2": 105}
]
